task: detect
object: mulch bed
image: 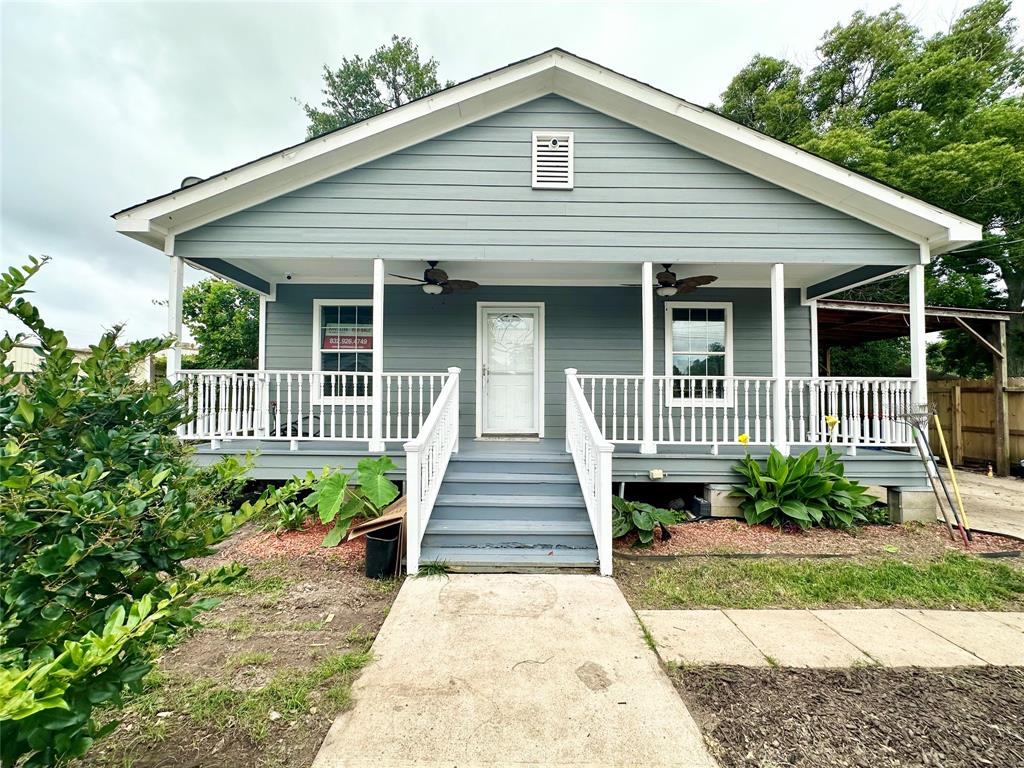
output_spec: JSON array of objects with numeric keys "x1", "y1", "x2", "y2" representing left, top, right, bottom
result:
[
  {"x1": 234, "y1": 520, "x2": 367, "y2": 562},
  {"x1": 673, "y1": 665, "x2": 1024, "y2": 768},
  {"x1": 615, "y1": 519, "x2": 1021, "y2": 559}
]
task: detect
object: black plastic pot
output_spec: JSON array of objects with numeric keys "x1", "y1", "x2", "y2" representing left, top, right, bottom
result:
[{"x1": 365, "y1": 523, "x2": 400, "y2": 579}]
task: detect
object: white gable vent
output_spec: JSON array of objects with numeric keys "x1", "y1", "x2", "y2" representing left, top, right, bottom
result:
[{"x1": 532, "y1": 131, "x2": 573, "y2": 189}]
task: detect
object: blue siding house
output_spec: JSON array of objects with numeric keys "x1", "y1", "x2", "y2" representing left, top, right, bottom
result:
[{"x1": 113, "y1": 50, "x2": 982, "y2": 574}]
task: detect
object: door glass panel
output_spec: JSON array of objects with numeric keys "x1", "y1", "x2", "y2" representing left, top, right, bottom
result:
[{"x1": 487, "y1": 313, "x2": 535, "y2": 373}]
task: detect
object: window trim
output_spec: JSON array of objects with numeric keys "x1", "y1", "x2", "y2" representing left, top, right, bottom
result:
[
  {"x1": 311, "y1": 298, "x2": 374, "y2": 404},
  {"x1": 663, "y1": 301, "x2": 734, "y2": 406}
]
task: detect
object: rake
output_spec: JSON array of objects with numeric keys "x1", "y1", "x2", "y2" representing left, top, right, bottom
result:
[{"x1": 898, "y1": 407, "x2": 969, "y2": 547}]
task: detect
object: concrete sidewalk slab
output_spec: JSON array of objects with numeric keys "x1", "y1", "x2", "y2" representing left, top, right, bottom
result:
[
  {"x1": 900, "y1": 610, "x2": 1024, "y2": 665},
  {"x1": 986, "y1": 611, "x2": 1024, "y2": 633},
  {"x1": 813, "y1": 609, "x2": 986, "y2": 667},
  {"x1": 638, "y1": 609, "x2": 767, "y2": 667},
  {"x1": 312, "y1": 575, "x2": 717, "y2": 768},
  {"x1": 724, "y1": 609, "x2": 873, "y2": 668}
]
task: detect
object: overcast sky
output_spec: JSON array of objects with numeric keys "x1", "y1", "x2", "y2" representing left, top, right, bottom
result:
[{"x1": 2, "y1": 0, "x2": 1018, "y2": 347}]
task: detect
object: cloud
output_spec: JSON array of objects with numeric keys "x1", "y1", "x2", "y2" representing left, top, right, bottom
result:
[{"x1": 2, "y1": 0, "x2": 1015, "y2": 347}]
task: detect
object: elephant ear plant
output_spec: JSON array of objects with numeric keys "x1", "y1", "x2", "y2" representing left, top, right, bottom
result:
[
  {"x1": 306, "y1": 456, "x2": 400, "y2": 546},
  {"x1": 730, "y1": 444, "x2": 877, "y2": 529}
]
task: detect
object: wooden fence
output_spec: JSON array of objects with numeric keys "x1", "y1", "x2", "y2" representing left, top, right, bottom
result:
[{"x1": 929, "y1": 377, "x2": 1023, "y2": 467}]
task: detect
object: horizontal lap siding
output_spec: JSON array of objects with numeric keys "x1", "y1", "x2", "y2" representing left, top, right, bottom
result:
[
  {"x1": 177, "y1": 95, "x2": 918, "y2": 265},
  {"x1": 267, "y1": 284, "x2": 810, "y2": 439}
]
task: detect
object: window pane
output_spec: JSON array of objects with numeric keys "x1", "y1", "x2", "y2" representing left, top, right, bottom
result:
[
  {"x1": 671, "y1": 309, "x2": 692, "y2": 353},
  {"x1": 707, "y1": 316, "x2": 726, "y2": 353},
  {"x1": 321, "y1": 304, "x2": 372, "y2": 351},
  {"x1": 707, "y1": 355, "x2": 725, "y2": 376}
]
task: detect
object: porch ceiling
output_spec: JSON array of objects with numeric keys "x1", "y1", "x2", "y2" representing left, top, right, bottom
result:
[{"x1": 189, "y1": 256, "x2": 895, "y2": 292}]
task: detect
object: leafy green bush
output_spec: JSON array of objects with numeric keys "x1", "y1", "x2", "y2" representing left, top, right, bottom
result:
[
  {"x1": 0, "y1": 257, "x2": 258, "y2": 767},
  {"x1": 612, "y1": 496, "x2": 685, "y2": 546},
  {"x1": 730, "y1": 446, "x2": 877, "y2": 529}
]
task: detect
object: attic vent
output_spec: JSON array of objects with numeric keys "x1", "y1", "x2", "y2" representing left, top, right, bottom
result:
[{"x1": 532, "y1": 131, "x2": 573, "y2": 189}]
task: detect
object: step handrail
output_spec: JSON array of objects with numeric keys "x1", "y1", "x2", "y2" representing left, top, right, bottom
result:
[
  {"x1": 564, "y1": 368, "x2": 614, "y2": 576},
  {"x1": 403, "y1": 367, "x2": 460, "y2": 574}
]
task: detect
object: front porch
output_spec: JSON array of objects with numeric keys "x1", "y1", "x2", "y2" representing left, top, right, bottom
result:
[{"x1": 168, "y1": 258, "x2": 932, "y2": 575}]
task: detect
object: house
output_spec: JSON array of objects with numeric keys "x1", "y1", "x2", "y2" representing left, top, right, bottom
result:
[{"x1": 112, "y1": 49, "x2": 983, "y2": 575}]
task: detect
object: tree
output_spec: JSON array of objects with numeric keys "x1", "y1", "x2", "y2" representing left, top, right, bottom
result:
[
  {"x1": 717, "y1": 0, "x2": 1024, "y2": 374},
  {"x1": 300, "y1": 35, "x2": 452, "y2": 138},
  {"x1": 181, "y1": 279, "x2": 259, "y2": 370}
]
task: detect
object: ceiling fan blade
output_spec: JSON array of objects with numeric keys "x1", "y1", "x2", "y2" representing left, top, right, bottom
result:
[
  {"x1": 443, "y1": 279, "x2": 479, "y2": 293},
  {"x1": 675, "y1": 275, "x2": 718, "y2": 288},
  {"x1": 675, "y1": 283, "x2": 697, "y2": 295},
  {"x1": 390, "y1": 273, "x2": 427, "y2": 283}
]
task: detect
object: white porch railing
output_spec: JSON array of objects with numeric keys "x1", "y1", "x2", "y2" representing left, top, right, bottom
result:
[
  {"x1": 565, "y1": 368, "x2": 614, "y2": 576},
  {"x1": 578, "y1": 374, "x2": 776, "y2": 446},
  {"x1": 176, "y1": 369, "x2": 449, "y2": 445},
  {"x1": 576, "y1": 372, "x2": 914, "y2": 449},
  {"x1": 403, "y1": 367, "x2": 461, "y2": 575},
  {"x1": 786, "y1": 377, "x2": 915, "y2": 447}
]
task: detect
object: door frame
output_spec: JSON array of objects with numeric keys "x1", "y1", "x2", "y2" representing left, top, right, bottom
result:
[{"x1": 475, "y1": 301, "x2": 546, "y2": 438}]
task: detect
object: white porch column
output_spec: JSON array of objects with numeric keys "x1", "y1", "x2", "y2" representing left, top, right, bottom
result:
[
  {"x1": 640, "y1": 261, "x2": 656, "y2": 453},
  {"x1": 770, "y1": 263, "x2": 789, "y2": 454},
  {"x1": 909, "y1": 261, "x2": 928, "y2": 411},
  {"x1": 369, "y1": 258, "x2": 385, "y2": 452},
  {"x1": 166, "y1": 236, "x2": 184, "y2": 381}
]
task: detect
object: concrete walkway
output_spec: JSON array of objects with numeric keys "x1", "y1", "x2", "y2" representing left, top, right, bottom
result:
[
  {"x1": 313, "y1": 574, "x2": 717, "y2": 768},
  {"x1": 938, "y1": 469, "x2": 1024, "y2": 539},
  {"x1": 640, "y1": 609, "x2": 1024, "y2": 668}
]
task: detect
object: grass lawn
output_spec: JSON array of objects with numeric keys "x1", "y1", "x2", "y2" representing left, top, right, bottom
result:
[
  {"x1": 615, "y1": 552, "x2": 1024, "y2": 610},
  {"x1": 76, "y1": 531, "x2": 402, "y2": 768}
]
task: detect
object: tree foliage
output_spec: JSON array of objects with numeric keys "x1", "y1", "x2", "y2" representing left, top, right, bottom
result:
[
  {"x1": 181, "y1": 278, "x2": 259, "y2": 370},
  {"x1": 717, "y1": 0, "x2": 1024, "y2": 374},
  {"x1": 0, "y1": 257, "x2": 258, "y2": 766},
  {"x1": 301, "y1": 35, "x2": 452, "y2": 138}
]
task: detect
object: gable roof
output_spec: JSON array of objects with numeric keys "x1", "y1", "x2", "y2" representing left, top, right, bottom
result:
[{"x1": 113, "y1": 48, "x2": 982, "y2": 256}]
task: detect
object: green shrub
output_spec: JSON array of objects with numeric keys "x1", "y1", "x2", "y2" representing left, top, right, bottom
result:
[
  {"x1": 612, "y1": 496, "x2": 685, "y2": 546},
  {"x1": 0, "y1": 257, "x2": 259, "y2": 767},
  {"x1": 730, "y1": 446, "x2": 877, "y2": 529}
]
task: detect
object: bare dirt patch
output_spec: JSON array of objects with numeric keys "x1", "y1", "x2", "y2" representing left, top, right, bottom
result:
[
  {"x1": 614, "y1": 519, "x2": 1021, "y2": 558},
  {"x1": 77, "y1": 525, "x2": 401, "y2": 768},
  {"x1": 672, "y1": 665, "x2": 1024, "y2": 768}
]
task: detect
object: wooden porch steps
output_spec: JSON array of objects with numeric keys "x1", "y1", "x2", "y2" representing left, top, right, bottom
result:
[{"x1": 420, "y1": 443, "x2": 598, "y2": 572}]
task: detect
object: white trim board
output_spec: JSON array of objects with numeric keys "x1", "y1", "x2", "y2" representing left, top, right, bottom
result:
[
  {"x1": 475, "y1": 301, "x2": 546, "y2": 438},
  {"x1": 114, "y1": 49, "x2": 982, "y2": 255}
]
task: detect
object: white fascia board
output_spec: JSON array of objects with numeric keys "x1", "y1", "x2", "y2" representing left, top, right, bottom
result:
[
  {"x1": 114, "y1": 58, "x2": 557, "y2": 243},
  {"x1": 549, "y1": 56, "x2": 983, "y2": 252}
]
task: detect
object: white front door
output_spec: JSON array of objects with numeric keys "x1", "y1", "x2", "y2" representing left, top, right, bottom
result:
[{"x1": 480, "y1": 305, "x2": 542, "y2": 435}]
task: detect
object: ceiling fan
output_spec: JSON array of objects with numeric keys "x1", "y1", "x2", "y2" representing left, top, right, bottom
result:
[
  {"x1": 627, "y1": 264, "x2": 718, "y2": 297},
  {"x1": 390, "y1": 261, "x2": 479, "y2": 295}
]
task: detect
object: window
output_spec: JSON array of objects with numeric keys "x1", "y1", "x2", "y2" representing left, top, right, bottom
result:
[
  {"x1": 313, "y1": 300, "x2": 373, "y2": 399},
  {"x1": 664, "y1": 302, "x2": 732, "y2": 401},
  {"x1": 531, "y1": 131, "x2": 573, "y2": 189}
]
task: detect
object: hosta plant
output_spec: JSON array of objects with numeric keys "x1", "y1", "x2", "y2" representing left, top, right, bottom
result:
[
  {"x1": 730, "y1": 445, "x2": 877, "y2": 529},
  {"x1": 611, "y1": 496, "x2": 686, "y2": 546}
]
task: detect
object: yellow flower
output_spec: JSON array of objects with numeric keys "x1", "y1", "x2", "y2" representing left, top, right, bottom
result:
[
  {"x1": 737, "y1": 433, "x2": 750, "y2": 445},
  {"x1": 825, "y1": 415, "x2": 839, "y2": 431}
]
